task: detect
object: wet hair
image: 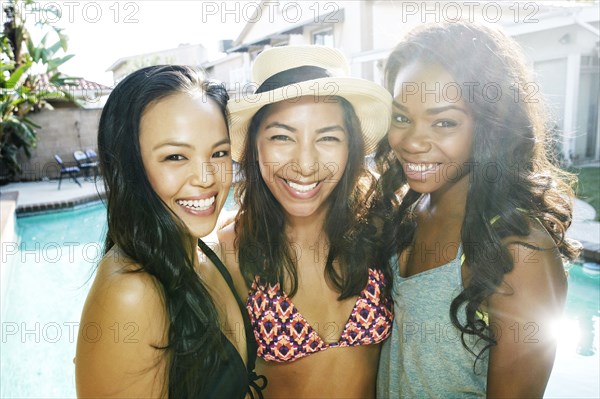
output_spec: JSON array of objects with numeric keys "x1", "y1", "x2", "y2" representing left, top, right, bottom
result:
[
  {"x1": 373, "y1": 22, "x2": 579, "y2": 361},
  {"x1": 235, "y1": 96, "x2": 379, "y2": 299},
  {"x1": 97, "y1": 65, "x2": 230, "y2": 397}
]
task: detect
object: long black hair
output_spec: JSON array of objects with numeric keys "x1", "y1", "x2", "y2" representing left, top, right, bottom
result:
[
  {"x1": 235, "y1": 97, "x2": 379, "y2": 299},
  {"x1": 373, "y1": 22, "x2": 580, "y2": 359},
  {"x1": 98, "y1": 65, "x2": 230, "y2": 397}
]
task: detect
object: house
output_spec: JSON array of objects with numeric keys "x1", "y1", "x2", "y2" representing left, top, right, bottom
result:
[
  {"x1": 504, "y1": 7, "x2": 599, "y2": 164},
  {"x1": 106, "y1": 43, "x2": 208, "y2": 83},
  {"x1": 204, "y1": 0, "x2": 599, "y2": 163},
  {"x1": 36, "y1": 74, "x2": 112, "y2": 109}
]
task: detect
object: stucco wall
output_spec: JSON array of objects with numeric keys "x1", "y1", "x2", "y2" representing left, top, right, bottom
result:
[{"x1": 17, "y1": 108, "x2": 102, "y2": 181}]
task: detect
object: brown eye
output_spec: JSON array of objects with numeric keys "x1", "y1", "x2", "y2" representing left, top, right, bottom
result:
[
  {"x1": 393, "y1": 114, "x2": 410, "y2": 125},
  {"x1": 270, "y1": 135, "x2": 292, "y2": 141},
  {"x1": 165, "y1": 154, "x2": 186, "y2": 161},
  {"x1": 434, "y1": 120, "x2": 458, "y2": 128},
  {"x1": 212, "y1": 150, "x2": 229, "y2": 158},
  {"x1": 319, "y1": 136, "x2": 341, "y2": 142}
]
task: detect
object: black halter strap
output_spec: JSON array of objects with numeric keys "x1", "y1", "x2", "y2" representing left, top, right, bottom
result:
[{"x1": 197, "y1": 239, "x2": 267, "y2": 398}]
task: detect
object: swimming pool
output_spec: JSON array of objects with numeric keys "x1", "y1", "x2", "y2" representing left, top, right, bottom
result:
[
  {"x1": 1, "y1": 203, "x2": 105, "y2": 398},
  {"x1": 1, "y1": 201, "x2": 598, "y2": 398}
]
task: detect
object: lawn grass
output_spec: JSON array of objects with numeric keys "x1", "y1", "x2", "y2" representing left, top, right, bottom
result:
[{"x1": 571, "y1": 166, "x2": 600, "y2": 221}]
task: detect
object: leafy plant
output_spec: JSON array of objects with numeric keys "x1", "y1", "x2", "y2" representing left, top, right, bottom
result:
[
  {"x1": 1, "y1": 0, "x2": 77, "y2": 181},
  {"x1": 571, "y1": 167, "x2": 600, "y2": 221}
]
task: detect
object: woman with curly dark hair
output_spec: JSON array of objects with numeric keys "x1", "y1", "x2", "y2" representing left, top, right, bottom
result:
[
  {"x1": 219, "y1": 45, "x2": 394, "y2": 398},
  {"x1": 374, "y1": 22, "x2": 580, "y2": 398},
  {"x1": 75, "y1": 65, "x2": 263, "y2": 398}
]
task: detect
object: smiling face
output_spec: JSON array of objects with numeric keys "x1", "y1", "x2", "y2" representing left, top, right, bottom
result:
[
  {"x1": 256, "y1": 96, "x2": 349, "y2": 220},
  {"x1": 388, "y1": 62, "x2": 474, "y2": 198},
  {"x1": 139, "y1": 92, "x2": 232, "y2": 238}
]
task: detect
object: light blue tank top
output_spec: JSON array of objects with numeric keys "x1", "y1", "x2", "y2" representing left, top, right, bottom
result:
[{"x1": 377, "y1": 245, "x2": 488, "y2": 398}]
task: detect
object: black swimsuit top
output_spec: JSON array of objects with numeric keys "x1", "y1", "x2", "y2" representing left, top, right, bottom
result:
[{"x1": 197, "y1": 239, "x2": 267, "y2": 399}]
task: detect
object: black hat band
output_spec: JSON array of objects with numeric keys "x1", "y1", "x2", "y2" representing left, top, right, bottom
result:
[{"x1": 255, "y1": 66, "x2": 332, "y2": 94}]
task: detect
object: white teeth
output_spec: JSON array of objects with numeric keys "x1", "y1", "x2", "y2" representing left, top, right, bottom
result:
[
  {"x1": 177, "y1": 196, "x2": 215, "y2": 211},
  {"x1": 286, "y1": 180, "x2": 318, "y2": 193},
  {"x1": 406, "y1": 163, "x2": 438, "y2": 172}
]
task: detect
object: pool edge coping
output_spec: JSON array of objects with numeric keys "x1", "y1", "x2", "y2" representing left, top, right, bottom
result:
[{"x1": 14, "y1": 191, "x2": 107, "y2": 215}]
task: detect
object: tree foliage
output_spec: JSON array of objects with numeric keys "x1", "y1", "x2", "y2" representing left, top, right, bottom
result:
[{"x1": 1, "y1": 0, "x2": 77, "y2": 181}]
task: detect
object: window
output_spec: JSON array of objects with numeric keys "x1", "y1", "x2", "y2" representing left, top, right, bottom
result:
[{"x1": 312, "y1": 28, "x2": 334, "y2": 47}]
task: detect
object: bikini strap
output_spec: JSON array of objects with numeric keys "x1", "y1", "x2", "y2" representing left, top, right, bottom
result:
[
  {"x1": 197, "y1": 239, "x2": 245, "y2": 312},
  {"x1": 197, "y1": 239, "x2": 267, "y2": 398}
]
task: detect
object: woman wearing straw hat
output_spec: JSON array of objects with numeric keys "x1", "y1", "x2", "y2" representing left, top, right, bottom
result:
[{"x1": 218, "y1": 45, "x2": 394, "y2": 397}]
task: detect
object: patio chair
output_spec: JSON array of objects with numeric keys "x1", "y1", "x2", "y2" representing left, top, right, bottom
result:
[
  {"x1": 54, "y1": 155, "x2": 81, "y2": 190},
  {"x1": 73, "y1": 150, "x2": 99, "y2": 180},
  {"x1": 85, "y1": 149, "x2": 98, "y2": 161}
]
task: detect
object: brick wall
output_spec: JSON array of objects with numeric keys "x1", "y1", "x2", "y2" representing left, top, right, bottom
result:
[{"x1": 17, "y1": 108, "x2": 102, "y2": 181}]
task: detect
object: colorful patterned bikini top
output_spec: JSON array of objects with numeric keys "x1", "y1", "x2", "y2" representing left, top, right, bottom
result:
[{"x1": 246, "y1": 268, "x2": 394, "y2": 363}]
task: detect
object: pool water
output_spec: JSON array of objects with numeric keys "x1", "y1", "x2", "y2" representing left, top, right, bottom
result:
[
  {"x1": 1, "y1": 203, "x2": 105, "y2": 398},
  {"x1": 545, "y1": 263, "x2": 600, "y2": 398},
  {"x1": 1, "y1": 201, "x2": 599, "y2": 398}
]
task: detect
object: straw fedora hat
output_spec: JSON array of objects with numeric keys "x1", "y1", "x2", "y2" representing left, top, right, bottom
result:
[{"x1": 228, "y1": 45, "x2": 392, "y2": 161}]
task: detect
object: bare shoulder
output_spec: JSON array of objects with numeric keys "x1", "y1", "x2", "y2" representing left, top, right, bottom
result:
[
  {"x1": 87, "y1": 246, "x2": 167, "y2": 318},
  {"x1": 492, "y1": 218, "x2": 567, "y2": 306},
  {"x1": 485, "y1": 220, "x2": 567, "y2": 397},
  {"x1": 217, "y1": 220, "x2": 238, "y2": 269},
  {"x1": 75, "y1": 246, "x2": 168, "y2": 398},
  {"x1": 216, "y1": 209, "x2": 238, "y2": 233},
  {"x1": 502, "y1": 219, "x2": 567, "y2": 287},
  {"x1": 217, "y1": 219, "x2": 236, "y2": 247}
]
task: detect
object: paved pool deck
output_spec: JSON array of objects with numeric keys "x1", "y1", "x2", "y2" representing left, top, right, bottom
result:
[
  {"x1": 0, "y1": 179, "x2": 105, "y2": 214},
  {"x1": 0, "y1": 178, "x2": 599, "y2": 261}
]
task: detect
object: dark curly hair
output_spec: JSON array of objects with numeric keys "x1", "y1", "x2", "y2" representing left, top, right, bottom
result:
[
  {"x1": 235, "y1": 97, "x2": 379, "y2": 299},
  {"x1": 98, "y1": 65, "x2": 230, "y2": 397},
  {"x1": 372, "y1": 22, "x2": 580, "y2": 360}
]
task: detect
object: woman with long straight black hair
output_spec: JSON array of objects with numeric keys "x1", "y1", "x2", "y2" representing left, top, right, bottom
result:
[{"x1": 76, "y1": 65, "x2": 264, "y2": 398}]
